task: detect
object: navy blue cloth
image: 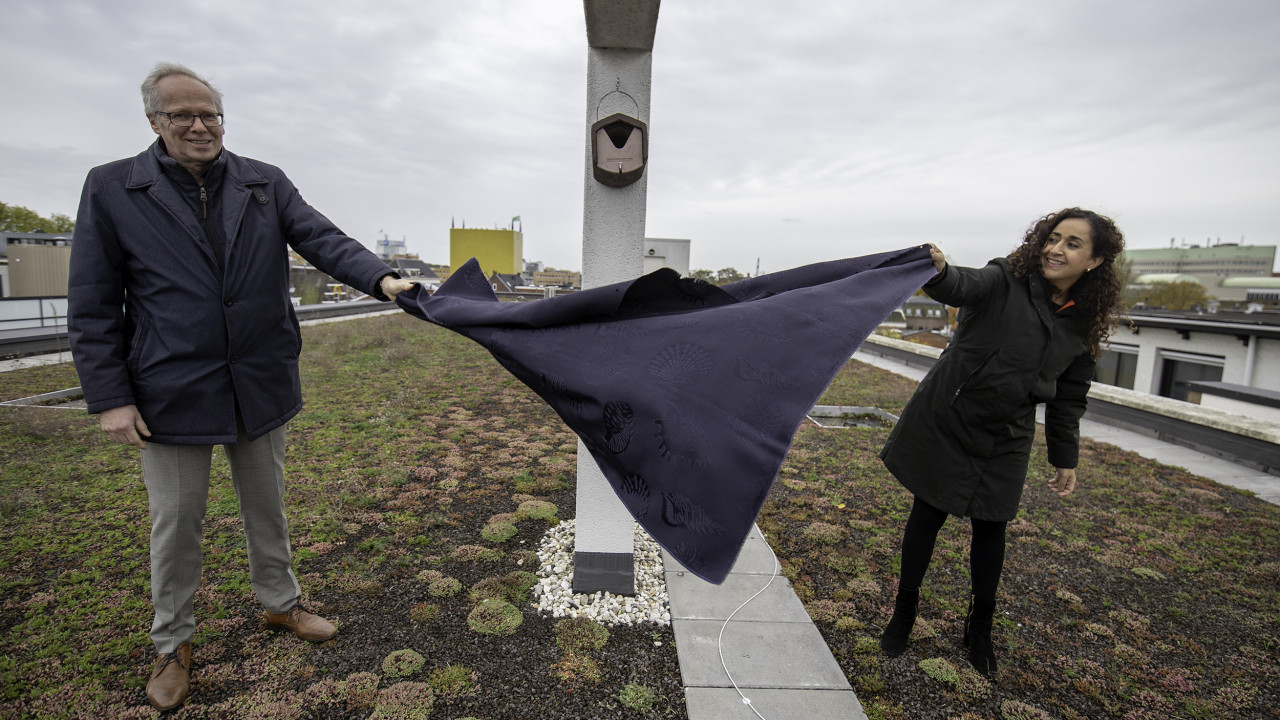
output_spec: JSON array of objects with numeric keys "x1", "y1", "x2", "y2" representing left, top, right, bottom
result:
[
  {"x1": 69, "y1": 140, "x2": 397, "y2": 443},
  {"x1": 396, "y1": 245, "x2": 936, "y2": 583}
]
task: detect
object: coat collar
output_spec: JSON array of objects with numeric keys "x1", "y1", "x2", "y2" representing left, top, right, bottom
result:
[
  {"x1": 122, "y1": 140, "x2": 270, "y2": 272},
  {"x1": 1026, "y1": 270, "x2": 1057, "y2": 330},
  {"x1": 125, "y1": 139, "x2": 267, "y2": 190}
]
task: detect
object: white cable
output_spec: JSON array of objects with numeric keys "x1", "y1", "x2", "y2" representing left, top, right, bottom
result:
[{"x1": 716, "y1": 529, "x2": 782, "y2": 720}]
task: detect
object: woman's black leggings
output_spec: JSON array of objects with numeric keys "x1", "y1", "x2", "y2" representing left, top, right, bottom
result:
[{"x1": 898, "y1": 496, "x2": 1007, "y2": 604}]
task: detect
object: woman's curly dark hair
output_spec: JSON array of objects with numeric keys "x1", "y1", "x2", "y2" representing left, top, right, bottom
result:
[{"x1": 1007, "y1": 208, "x2": 1125, "y2": 359}]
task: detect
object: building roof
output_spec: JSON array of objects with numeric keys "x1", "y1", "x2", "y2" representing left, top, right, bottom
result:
[
  {"x1": 1127, "y1": 308, "x2": 1280, "y2": 339},
  {"x1": 489, "y1": 272, "x2": 525, "y2": 292},
  {"x1": 1125, "y1": 245, "x2": 1276, "y2": 261},
  {"x1": 1220, "y1": 276, "x2": 1280, "y2": 289},
  {"x1": 1133, "y1": 273, "x2": 1203, "y2": 285},
  {"x1": 1, "y1": 231, "x2": 74, "y2": 258},
  {"x1": 390, "y1": 258, "x2": 440, "y2": 279}
]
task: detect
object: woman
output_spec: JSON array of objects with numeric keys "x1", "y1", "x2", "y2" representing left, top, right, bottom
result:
[{"x1": 877, "y1": 207, "x2": 1125, "y2": 676}]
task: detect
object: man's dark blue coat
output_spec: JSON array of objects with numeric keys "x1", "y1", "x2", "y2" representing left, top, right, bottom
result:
[
  {"x1": 69, "y1": 142, "x2": 393, "y2": 443},
  {"x1": 397, "y1": 246, "x2": 936, "y2": 583}
]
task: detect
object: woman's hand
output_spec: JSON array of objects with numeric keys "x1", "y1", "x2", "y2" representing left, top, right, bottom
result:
[
  {"x1": 927, "y1": 244, "x2": 946, "y2": 274},
  {"x1": 1049, "y1": 467, "x2": 1077, "y2": 497}
]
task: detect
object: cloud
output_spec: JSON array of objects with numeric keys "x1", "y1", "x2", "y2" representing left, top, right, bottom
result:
[{"x1": 2, "y1": 0, "x2": 1277, "y2": 272}]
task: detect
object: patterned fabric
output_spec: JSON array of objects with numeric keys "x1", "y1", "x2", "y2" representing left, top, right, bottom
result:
[{"x1": 396, "y1": 245, "x2": 936, "y2": 583}]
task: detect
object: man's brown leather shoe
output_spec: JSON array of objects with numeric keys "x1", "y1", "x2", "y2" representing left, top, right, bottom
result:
[
  {"x1": 264, "y1": 604, "x2": 337, "y2": 642},
  {"x1": 146, "y1": 643, "x2": 190, "y2": 711}
]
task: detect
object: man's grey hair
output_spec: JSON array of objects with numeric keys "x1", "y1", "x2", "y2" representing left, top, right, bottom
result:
[{"x1": 140, "y1": 62, "x2": 224, "y2": 116}]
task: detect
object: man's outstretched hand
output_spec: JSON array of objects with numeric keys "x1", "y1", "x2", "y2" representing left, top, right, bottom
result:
[{"x1": 380, "y1": 276, "x2": 417, "y2": 300}]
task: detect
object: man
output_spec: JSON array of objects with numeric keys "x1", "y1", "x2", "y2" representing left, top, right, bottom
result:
[{"x1": 68, "y1": 62, "x2": 415, "y2": 711}]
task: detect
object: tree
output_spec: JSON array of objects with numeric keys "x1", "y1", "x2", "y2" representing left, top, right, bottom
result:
[
  {"x1": 714, "y1": 267, "x2": 746, "y2": 285},
  {"x1": 0, "y1": 202, "x2": 75, "y2": 233},
  {"x1": 1135, "y1": 280, "x2": 1213, "y2": 311},
  {"x1": 44, "y1": 213, "x2": 76, "y2": 232},
  {"x1": 689, "y1": 267, "x2": 749, "y2": 286}
]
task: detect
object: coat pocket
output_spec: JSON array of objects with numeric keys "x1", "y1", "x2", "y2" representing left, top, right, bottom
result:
[
  {"x1": 287, "y1": 304, "x2": 302, "y2": 358},
  {"x1": 126, "y1": 312, "x2": 155, "y2": 377},
  {"x1": 947, "y1": 349, "x2": 999, "y2": 410},
  {"x1": 947, "y1": 348, "x2": 1026, "y2": 429}
]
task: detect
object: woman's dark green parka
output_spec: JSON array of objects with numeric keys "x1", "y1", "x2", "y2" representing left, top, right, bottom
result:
[{"x1": 879, "y1": 258, "x2": 1094, "y2": 521}]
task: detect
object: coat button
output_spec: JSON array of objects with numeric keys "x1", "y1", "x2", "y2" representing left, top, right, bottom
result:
[{"x1": 224, "y1": 298, "x2": 233, "y2": 306}]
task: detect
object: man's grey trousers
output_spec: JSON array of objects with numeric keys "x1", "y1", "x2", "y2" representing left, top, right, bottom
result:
[{"x1": 140, "y1": 424, "x2": 300, "y2": 653}]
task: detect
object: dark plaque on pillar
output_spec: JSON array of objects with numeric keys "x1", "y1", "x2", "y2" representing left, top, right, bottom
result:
[{"x1": 572, "y1": 551, "x2": 635, "y2": 595}]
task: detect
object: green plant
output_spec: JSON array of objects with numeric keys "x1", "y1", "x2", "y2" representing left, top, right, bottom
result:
[
  {"x1": 1000, "y1": 699, "x2": 1051, "y2": 720},
  {"x1": 863, "y1": 697, "x2": 905, "y2": 720},
  {"x1": 835, "y1": 616, "x2": 866, "y2": 632},
  {"x1": 919, "y1": 657, "x2": 959, "y2": 684},
  {"x1": 555, "y1": 617, "x2": 610, "y2": 654},
  {"x1": 427, "y1": 576, "x2": 462, "y2": 598},
  {"x1": 804, "y1": 599, "x2": 857, "y2": 624},
  {"x1": 513, "y1": 473, "x2": 567, "y2": 494},
  {"x1": 917, "y1": 657, "x2": 991, "y2": 700},
  {"x1": 469, "y1": 571, "x2": 537, "y2": 605},
  {"x1": 802, "y1": 521, "x2": 847, "y2": 544},
  {"x1": 855, "y1": 674, "x2": 885, "y2": 694},
  {"x1": 416, "y1": 569, "x2": 444, "y2": 583},
  {"x1": 512, "y1": 549, "x2": 539, "y2": 567},
  {"x1": 370, "y1": 682, "x2": 434, "y2": 720},
  {"x1": 345, "y1": 671, "x2": 380, "y2": 708},
  {"x1": 382, "y1": 649, "x2": 426, "y2": 678},
  {"x1": 428, "y1": 664, "x2": 477, "y2": 698},
  {"x1": 409, "y1": 603, "x2": 439, "y2": 623},
  {"x1": 515, "y1": 500, "x2": 558, "y2": 521},
  {"x1": 552, "y1": 653, "x2": 601, "y2": 684},
  {"x1": 303, "y1": 677, "x2": 346, "y2": 709},
  {"x1": 853, "y1": 636, "x2": 881, "y2": 655},
  {"x1": 452, "y1": 545, "x2": 503, "y2": 562},
  {"x1": 617, "y1": 682, "x2": 655, "y2": 712},
  {"x1": 467, "y1": 600, "x2": 523, "y2": 636},
  {"x1": 481, "y1": 521, "x2": 518, "y2": 543}
]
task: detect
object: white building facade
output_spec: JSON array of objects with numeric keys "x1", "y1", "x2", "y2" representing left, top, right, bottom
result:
[
  {"x1": 1098, "y1": 312, "x2": 1280, "y2": 400},
  {"x1": 642, "y1": 237, "x2": 690, "y2": 276}
]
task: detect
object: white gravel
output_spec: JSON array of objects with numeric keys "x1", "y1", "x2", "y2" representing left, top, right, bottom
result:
[{"x1": 532, "y1": 520, "x2": 671, "y2": 626}]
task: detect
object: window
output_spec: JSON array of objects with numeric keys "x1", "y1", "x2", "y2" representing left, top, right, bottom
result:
[
  {"x1": 1156, "y1": 350, "x2": 1224, "y2": 402},
  {"x1": 1094, "y1": 344, "x2": 1138, "y2": 389}
]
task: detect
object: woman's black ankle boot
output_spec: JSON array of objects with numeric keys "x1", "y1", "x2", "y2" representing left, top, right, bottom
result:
[
  {"x1": 879, "y1": 588, "x2": 919, "y2": 657},
  {"x1": 963, "y1": 595, "x2": 997, "y2": 676}
]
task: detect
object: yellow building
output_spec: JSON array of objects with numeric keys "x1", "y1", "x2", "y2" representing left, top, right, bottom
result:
[{"x1": 450, "y1": 228, "x2": 523, "y2": 278}]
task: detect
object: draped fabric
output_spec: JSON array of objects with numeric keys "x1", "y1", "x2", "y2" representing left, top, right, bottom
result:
[{"x1": 396, "y1": 245, "x2": 936, "y2": 583}]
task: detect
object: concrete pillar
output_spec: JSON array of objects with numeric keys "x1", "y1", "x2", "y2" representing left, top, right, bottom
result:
[{"x1": 574, "y1": 0, "x2": 660, "y2": 595}]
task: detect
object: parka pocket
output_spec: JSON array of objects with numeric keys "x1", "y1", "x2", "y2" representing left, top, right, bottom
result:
[
  {"x1": 126, "y1": 313, "x2": 155, "y2": 376},
  {"x1": 948, "y1": 349, "x2": 1000, "y2": 408},
  {"x1": 946, "y1": 347, "x2": 1029, "y2": 432},
  {"x1": 287, "y1": 305, "x2": 302, "y2": 358}
]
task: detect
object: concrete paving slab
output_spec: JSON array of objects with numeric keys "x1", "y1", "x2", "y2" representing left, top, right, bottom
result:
[
  {"x1": 663, "y1": 530, "x2": 782, "y2": 577},
  {"x1": 673, "y1": 619, "x2": 851, "y2": 690},
  {"x1": 685, "y1": 687, "x2": 867, "y2": 720},
  {"x1": 666, "y1": 571, "x2": 810, "y2": 623}
]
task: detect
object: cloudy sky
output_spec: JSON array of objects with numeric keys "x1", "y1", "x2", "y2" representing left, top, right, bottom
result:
[{"x1": 3, "y1": 0, "x2": 1278, "y2": 274}]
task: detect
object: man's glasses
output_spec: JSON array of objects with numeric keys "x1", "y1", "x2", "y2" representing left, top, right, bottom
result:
[{"x1": 155, "y1": 111, "x2": 224, "y2": 127}]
